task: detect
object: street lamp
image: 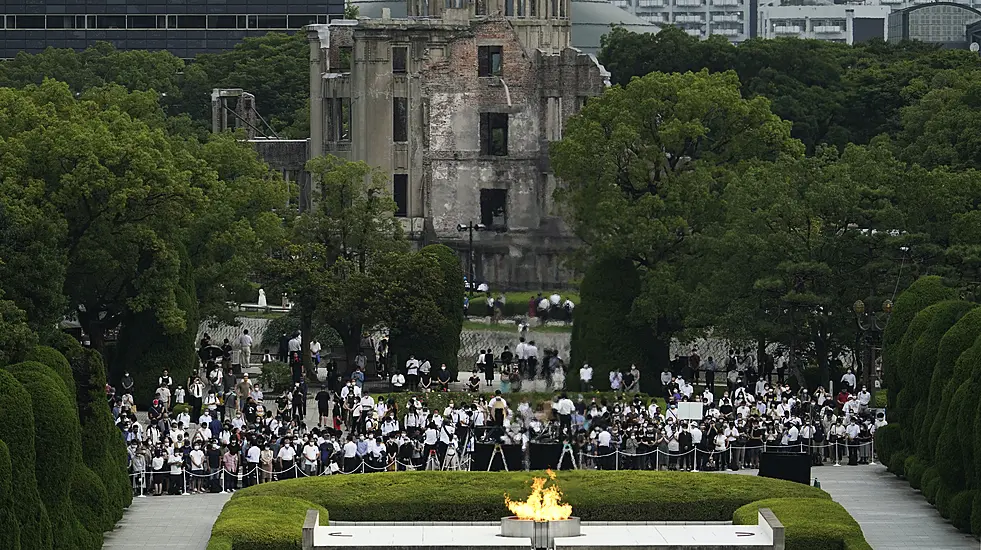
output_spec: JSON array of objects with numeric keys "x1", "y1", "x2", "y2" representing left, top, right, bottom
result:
[
  {"x1": 853, "y1": 298, "x2": 892, "y2": 401},
  {"x1": 457, "y1": 221, "x2": 487, "y2": 297}
]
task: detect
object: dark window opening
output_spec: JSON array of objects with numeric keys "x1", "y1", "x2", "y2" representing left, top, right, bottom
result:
[
  {"x1": 209, "y1": 15, "x2": 238, "y2": 29},
  {"x1": 480, "y1": 189, "x2": 507, "y2": 228},
  {"x1": 327, "y1": 98, "x2": 352, "y2": 142},
  {"x1": 15, "y1": 15, "x2": 46, "y2": 29},
  {"x1": 393, "y1": 97, "x2": 408, "y2": 143},
  {"x1": 392, "y1": 46, "x2": 408, "y2": 74},
  {"x1": 288, "y1": 15, "x2": 319, "y2": 28},
  {"x1": 166, "y1": 15, "x2": 177, "y2": 29},
  {"x1": 336, "y1": 46, "x2": 353, "y2": 71},
  {"x1": 75, "y1": 15, "x2": 87, "y2": 29},
  {"x1": 479, "y1": 112, "x2": 508, "y2": 156},
  {"x1": 477, "y1": 45, "x2": 502, "y2": 77},
  {"x1": 476, "y1": 0, "x2": 488, "y2": 15},
  {"x1": 393, "y1": 174, "x2": 408, "y2": 218},
  {"x1": 505, "y1": 0, "x2": 514, "y2": 16},
  {"x1": 127, "y1": 15, "x2": 158, "y2": 29},
  {"x1": 256, "y1": 15, "x2": 288, "y2": 29},
  {"x1": 47, "y1": 15, "x2": 76, "y2": 29},
  {"x1": 177, "y1": 15, "x2": 207, "y2": 29}
]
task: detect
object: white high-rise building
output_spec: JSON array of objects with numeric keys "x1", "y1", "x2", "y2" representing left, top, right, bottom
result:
[{"x1": 611, "y1": 0, "x2": 753, "y2": 42}]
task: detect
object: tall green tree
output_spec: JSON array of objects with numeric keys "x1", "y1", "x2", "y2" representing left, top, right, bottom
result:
[{"x1": 551, "y1": 69, "x2": 801, "y2": 371}]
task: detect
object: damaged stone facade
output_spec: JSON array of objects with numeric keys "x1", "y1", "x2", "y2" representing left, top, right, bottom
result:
[{"x1": 307, "y1": 0, "x2": 609, "y2": 289}]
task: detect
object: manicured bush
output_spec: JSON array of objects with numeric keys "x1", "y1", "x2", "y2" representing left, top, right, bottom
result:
[
  {"x1": 732, "y1": 497, "x2": 871, "y2": 550},
  {"x1": 229, "y1": 471, "x2": 828, "y2": 522},
  {"x1": 904, "y1": 455, "x2": 927, "y2": 490},
  {"x1": 923, "y1": 476, "x2": 941, "y2": 504},
  {"x1": 70, "y1": 464, "x2": 113, "y2": 547},
  {"x1": 936, "y1": 480, "x2": 955, "y2": 519},
  {"x1": 888, "y1": 450, "x2": 908, "y2": 477},
  {"x1": 209, "y1": 495, "x2": 328, "y2": 550},
  {"x1": 936, "y1": 337, "x2": 981, "y2": 491},
  {"x1": 875, "y1": 424, "x2": 901, "y2": 466},
  {"x1": 0, "y1": 440, "x2": 21, "y2": 550},
  {"x1": 25, "y1": 345, "x2": 76, "y2": 397},
  {"x1": 971, "y1": 491, "x2": 981, "y2": 537},
  {"x1": 260, "y1": 361, "x2": 292, "y2": 393},
  {"x1": 8, "y1": 362, "x2": 85, "y2": 549},
  {"x1": 902, "y1": 301, "x2": 974, "y2": 452},
  {"x1": 950, "y1": 490, "x2": 974, "y2": 532},
  {"x1": 874, "y1": 390, "x2": 887, "y2": 409},
  {"x1": 571, "y1": 258, "x2": 656, "y2": 393},
  {"x1": 892, "y1": 304, "x2": 940, "y2": 438},
  {"x1": 882, "y1": 276, "x2": 956, "y2": 409},
  {"x1": 74, "y1": 349, "x2": 132, "y2": 519},
  {"x1": 927, "y1": 308, "x2": 981, "y2": 456},
  {"x1": 389, "y1": 244, "x2": 465, "y2": 377},
  {"x1": 0, "y1": 369, "x2": 52, "y2": 550}
]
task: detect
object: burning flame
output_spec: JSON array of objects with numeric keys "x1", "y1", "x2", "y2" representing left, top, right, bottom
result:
[{"x1": 505, "y1": 470, "x2": 573, "y2": 522}]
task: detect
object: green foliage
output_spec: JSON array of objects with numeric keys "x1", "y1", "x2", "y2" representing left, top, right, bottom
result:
[
  {"x1": 888, "y1": 450, "x2": 908, "y2": 477},
  {"x1": 7, "y1": 362, "x2": 84, "y2": 549},
  {"x1": 936, "y1": 480, "x2": 955, "y2": 518},
  {"x1": 927, "y1": 308, "x2": 981, "y2": 454},
  {"x1": 882, "y1": 276, "x2": 956, "y2": 408},
  {"x1": 389, "y1": 244, "x2": 465, "y2": 376},
  {"x1": 25, "y1": 345, "x2": 75, "y2": 397},
  {"x1": 210, "y1": 495, "x2": 329, "y2": 550},
  {"x1": 874, "y1": 424, "x2": 901, "y2": 467},
  {"x1": 936, "y1": 334, "x2": 981, "y2": 491},
  {"x1": 260, "y1": 311, "x2": 342, "y2": 351},
  {"x1": 0, "y1": 369, "x2": 51, "y2": 549},
  {"x1": 70, "y1": 465, "x2": 113, "y2": 545},
  {"x1": 0, "y1": 440, "x2": 21, "y2": 550},
  {"x1": 226, "y1": 471, "x2": 828, "y2": 522},
  {"x1": 971, "y1": 491, "x2": 981, "y2": 537},
  {"x1": 571, "y1": 258, "x2": 654, "y2": 392},
  {"x1": 922, "y1": 467, "x2": 941, "y2": 504},
  {"x1": 0, "y1": 295, "x2": 37, "y2": 367},
  {"x1": 904, "y1": 455, "x2": 928, "y2": 490},
  {"x1": 874, "y1": 391, "x2": 888, "y2": 408},
  {"x1": 260, "y1": 362, "x2": 292, "y2": 393},
  {"x1": 732, "y1": 497, "x2": 871, "y2": 550},
  {"x1": 950, "y1": 490, "x2": 975, "y2": 532}
]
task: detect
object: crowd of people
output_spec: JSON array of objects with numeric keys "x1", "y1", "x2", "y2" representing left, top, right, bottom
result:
[{"x1": 109, "y1": 327, "x2": 883, "y2": 496}]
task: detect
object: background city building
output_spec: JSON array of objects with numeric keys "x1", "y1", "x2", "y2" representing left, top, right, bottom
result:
[
  {"x1": 888, "y1": 1, "x2": 981, "y2": 47},
  {"x1": 757, "y1": 4, "x2": 893, "y2": 43},
  {"x1": 0, "y1": 0, "x2": 345, "y2": 59},
  {"x1": 610, "y1": 0, "x2": 755, "y2": 42}
]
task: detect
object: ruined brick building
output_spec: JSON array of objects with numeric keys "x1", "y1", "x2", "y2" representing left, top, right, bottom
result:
[{"x1": 305, "y1": 0, "x2": 611, "y2": 289}]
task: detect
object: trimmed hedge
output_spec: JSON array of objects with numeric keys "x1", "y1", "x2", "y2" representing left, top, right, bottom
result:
[
  {"x1": 936, "y1": 480, "x2": 955, "y2": 519},
  {"x1": 228, "y1": 471, "x2": 829, "y2": 522},
  {"x1": 928, "y1": 308, "x2": 981, "y2": 456},
  {"x1": 874, "y1": 424, "x2": 901, "y2": 466},
  {"x1": 570, "y1": 258, "x2": 655, "y2": 393},
  {"x1": 732, "y1": 498, "x2": 872, "y2": 550},
  {"x1": 888, "y1": 450, "x2": 908, "y2": 477},
  {"x1": 892, "y1": 304, "x2": 940, "y2": 438},
  {"x1": 8, "y1": 361, "x2": 87, "y2": 549},
  {"x1": 389, "y1": 244, "x2": 465, "y2": 378},
  {"x1": 881, "y1": 275, "x2": 956, "y2": 410},
  {"x1": 0, "y1": 368, "x2": 52, "y2": 550},
  {"x1": 923, "y1": 474, "x2": 941, "y2": 505},
  {"x1": 950, "y1": 490, "x2": 974, "y2": 532},
  {"x1": 971, "y1": 491, "x2": 981, "y2": 537},
  {"x1": 209, "y1": 496, "x2": 328, "y2": 550},
  {"x1": 936, "y1": 336, "x2": 981, "y2": 491},
  {"x1": 904, "y1": 455, "x2": 927, "y2": 490},
  {"x1": 25, "y1": 345, "x2": 76, "y2": 397},
  {"x1": 0, "y1": 440, "x2": 21, "y2": 550}
]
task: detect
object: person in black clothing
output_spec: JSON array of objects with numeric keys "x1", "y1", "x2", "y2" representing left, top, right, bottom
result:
[
  {"x1": 292, "y1": 383, "x2": 305, "y2": 420},
  {"x1": 278, "y1": 332, "x2": 290, "y2": 363},
  {"x1": 206, "y1": 442, "x2": 222, "y2": 492},
  {"x1": 483, "y1": 350, "x2": 496, "y2": 386},
  {"x1": 221, "y1": 339, "x2": 233, "y2": 369},
  {"x1": 500, "y1": 346, "x2": 513, "y2": 370},
  {"x1": 316, "y1": 385, "x2": 331, "y2": 427},
  {"x1": 677, "y1": 423, "x2": 694, "y2": 471}
]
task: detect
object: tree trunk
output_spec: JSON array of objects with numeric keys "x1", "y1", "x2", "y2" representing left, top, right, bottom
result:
[
  {"x1": 79, "y1": 310, "x2": 106, "y2": 355},
  {"x1": 338, "y1": 323, "x2": 363, "y2": 379}
]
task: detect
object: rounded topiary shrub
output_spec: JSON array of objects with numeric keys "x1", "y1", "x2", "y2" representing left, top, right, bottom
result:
[
  {"x1": 0, "y1": 440, "x2": 22, "y2": 550},
  {"x1": 732, "y1": 497, "x2": 871, "y2": 550},
  {"x1": 210, "y1": 496, "x2": 329, "y2": 550},
  {"x1": 0, "y1": 369, "x2": 52, "y2": 550},
  {"x1": 8, "y1": 362, "x2": 83, "y2": 549},
  {"x1": 924, "y1": 477, "x2": 941, "y2": 504},
  {"x1": 950, "y1": 490, "x2": 974, "y2": 532},
  {"x1": 936, "y1": 481, "x2": 955, "y2": 518},
  {"x1": 24, "y1": 345, "x2": 75, "y2": 396},
  {"x1": 875, "y1": 424, "x2": 901, "y2": 467},
  {"x1": 971, "y1": 491, "x2": 981, "y2": 537},
  {"x1": 927, "y1": 309, "x2": 981, "y2": 452},
  {"x1": 71, "y1": 464, "x2": 113, "y2": 540},
  {"x1": 889, "y1": 450, "x2": 909, "y2": 477},
  {"x1": 905, "y1": 455, "x2": 927, "y2": 490}
]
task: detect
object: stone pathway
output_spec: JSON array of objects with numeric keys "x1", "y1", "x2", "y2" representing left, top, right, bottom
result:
[{"x1": 102, "y1": 492, "x2": 231, "y2": 550}]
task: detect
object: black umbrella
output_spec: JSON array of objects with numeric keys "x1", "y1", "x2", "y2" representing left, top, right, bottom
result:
[{"x1": 198, "y1": 344, "x2": 223, "y2": 361}]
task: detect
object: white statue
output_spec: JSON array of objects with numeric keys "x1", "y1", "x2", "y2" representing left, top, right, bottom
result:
[{"x1": 257, "y1": 288, "x2": 267, "y2": 308}]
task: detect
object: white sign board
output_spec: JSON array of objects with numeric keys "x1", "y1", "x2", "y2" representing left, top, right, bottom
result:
[{"x1": 676, "y1": 402, "x2": 704, "y2": 421}]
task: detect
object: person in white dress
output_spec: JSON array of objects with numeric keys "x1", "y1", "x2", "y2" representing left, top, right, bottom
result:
[{"x1": 257, "y1": 288, "x2": 267, "y2": 307}]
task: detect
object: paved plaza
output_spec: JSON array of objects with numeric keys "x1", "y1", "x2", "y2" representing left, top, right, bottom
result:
[{"x1": 100, "y1": 458, "x2": 980, "y2": 549}]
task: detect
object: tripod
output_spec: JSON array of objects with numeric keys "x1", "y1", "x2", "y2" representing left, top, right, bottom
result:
[
  {"x1": 426, "y1": 449, "x2": 441, "y2": 471},
  {"x1": 488, "y1": 443, "x2": 509, "y2": 471},
  {"x1": 558, "y1": 442, "x2": 578, "y2": 470}
]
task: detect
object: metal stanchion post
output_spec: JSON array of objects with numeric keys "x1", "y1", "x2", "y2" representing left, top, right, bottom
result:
[{"x1": 615, "y1": 450, "x2": 619, "y2": 471}]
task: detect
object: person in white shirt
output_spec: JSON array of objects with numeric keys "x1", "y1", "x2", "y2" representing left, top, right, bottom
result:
[
  {"x1": 597, "y1": 427, "x2": 613, "y2": 469},
  {"x1": 302, "y1": 438, "x2": 320, "y2": 475},
  {"x1": 238, "y1": 329, "x2": 253, "y2": 367},
  {"x1": 278, "y1": 440, "x2": 297, "y2": 478},
  {"x1": 405, "y1": 356, "x2": 420, "y2": 390},
  {"x1": 189, "y1": 443, "x2": 206, "y2": 493},
  {"x1": 555, "y1": 393, "x2": 575, "y2": 438},
  {"x1": 310, "y1": 339, "x2": 322, "y2": 363},
  {"x1": 391, "y1": 371, "x2": 405, "y2": 390},
  {"x1": 841, "y1": 369, "x2": 857, "y2": 392},
  {"x1": 856, "y1": 386, "x2": 871, "y2": 413},
  {"x1": 245, "y1": 444, "x2": 261, "y2": 486},
  {"x1": 579, "y1": 363, "x2": 593, "y2": 391}
]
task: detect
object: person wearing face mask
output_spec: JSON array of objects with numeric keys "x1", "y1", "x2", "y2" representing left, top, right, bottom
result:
[
  {"x1": 437, "y1": 364, "x2": 451, "y2": 392},
  {"x1": 278, "y1": 438, "x2": 297, "y2": 479}
]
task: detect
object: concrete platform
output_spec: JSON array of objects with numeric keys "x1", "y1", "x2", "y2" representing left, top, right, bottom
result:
[
  {"x1": 310, "y1": 524, "x2": 529, "y2": 550},
  {"x1": 556, "y1": 524, "x2": 772, "y2": 550}
]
